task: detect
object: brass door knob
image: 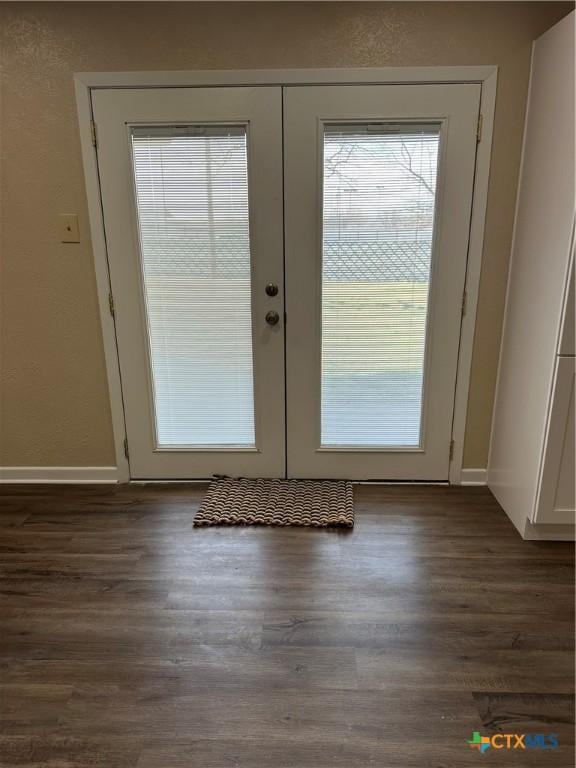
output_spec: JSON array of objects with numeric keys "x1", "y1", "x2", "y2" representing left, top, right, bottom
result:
[{"x1": 265, "y1": 311, "x2": 280, "y2": 326}]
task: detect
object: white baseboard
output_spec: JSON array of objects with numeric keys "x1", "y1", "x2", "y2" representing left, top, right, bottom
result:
[
  {"x1": 460, "y1": 468, "x2": 487, "y2": 486},
  {"x1": 523, "y1": 520, "x2": 575, "y2": 541},
  {"x1": 0, "y1": 467, "x2": 119, "y2": 484},
  {"x1": 0, "y1": 466, "x2": 486, "y2": 486}
]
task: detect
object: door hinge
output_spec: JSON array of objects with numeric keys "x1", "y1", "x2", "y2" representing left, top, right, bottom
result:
[
  {"x1": 476, "y1": 113, "x2": 483, "y2": 143},
  {"x1": 90, "y1": 120, "x2": 98, "y2": 149},
  {"x1": 108, "y1": 292, "x2": 115, "y2": 317},
  {"x1": 123, "y1": 437, "x2": 130, "y2": 460},
  {"x1": 449, "y1": 439, "x2": 455, "y2": 461},
  {"x1": 461, "y1": 290, "x2": 468, "y2": 318}
]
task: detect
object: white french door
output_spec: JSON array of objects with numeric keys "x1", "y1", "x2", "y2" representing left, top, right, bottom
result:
[
  {"x1": 92, "y1": 87, "x2": 286, "y2": 478},
  {"x1": 284, "y1": 84, "x2": 481, "y2": 479},
  {"x1": 93, "y1": 82, "x2": 480, "y2": 480}
]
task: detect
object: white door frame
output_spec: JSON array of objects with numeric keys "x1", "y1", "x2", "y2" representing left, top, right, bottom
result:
[{"x1": 75, "y1": 66, "x2": 497, "y2": 484}]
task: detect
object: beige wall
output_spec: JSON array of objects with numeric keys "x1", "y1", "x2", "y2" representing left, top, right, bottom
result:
[{"x1": 0, "y1": 1, "x2": 572, "y2": 469}]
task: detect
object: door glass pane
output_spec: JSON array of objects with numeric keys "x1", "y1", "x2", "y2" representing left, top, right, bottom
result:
[
  {"x1": 131, "y1": 125, "x2": 255, "y2": 447},
  {"x1": 321, "y1": 123, "x2": 441, "y2": 447}
]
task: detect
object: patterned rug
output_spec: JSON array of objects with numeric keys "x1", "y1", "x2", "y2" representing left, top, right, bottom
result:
[{"x1": 193, "y1": 477, "x2": 354, "y2": 528}]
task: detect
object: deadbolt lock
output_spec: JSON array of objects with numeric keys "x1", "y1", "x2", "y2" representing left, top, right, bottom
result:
[{"x1": 265, "y1": 283, "x2": 279, "y2": 297}]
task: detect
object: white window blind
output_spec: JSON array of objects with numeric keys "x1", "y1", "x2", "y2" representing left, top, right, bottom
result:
[
  {"x1": 130, "y1": 125, "x2": 255, "y2": 447},
  {"x1": 321, "y1": 123, "x2": 441, "y2": 447}
]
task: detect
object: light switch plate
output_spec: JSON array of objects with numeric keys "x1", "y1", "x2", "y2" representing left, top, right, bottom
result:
[{"x1": 59, "y1": 214, "x2": 80, "y2": 243}]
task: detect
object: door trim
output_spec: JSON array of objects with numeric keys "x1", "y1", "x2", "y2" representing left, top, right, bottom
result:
[{"x1": 74, "y1": 67, "x2": 497, "y2": 483}]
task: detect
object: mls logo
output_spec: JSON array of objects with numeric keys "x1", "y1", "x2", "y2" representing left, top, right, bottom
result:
[
  {"x1": 468, "y1": 732, "x2": 491, "y2": 754},
  {"x1": 468, "y1": 731, "x2": 560, "y2": 753}
]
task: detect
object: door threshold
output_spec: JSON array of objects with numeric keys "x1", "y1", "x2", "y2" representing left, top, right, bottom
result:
[
  {"x1": 128, "y1": 478, "x2": 450, "y2": 485},
  {"x1": 357, "y1": 480, "x2": 450, "y2": 486},
  {"x1": 130, "y1": 479, "x2": 212, "y2": 485}
]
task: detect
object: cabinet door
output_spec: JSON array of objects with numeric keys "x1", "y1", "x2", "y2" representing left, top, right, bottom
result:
[
  {"x1": 535, "y1": 356, "x2": 575, "y2": 524},
  {"x1": 558, "y1": 256, "x2": 574, "y2": 356}
]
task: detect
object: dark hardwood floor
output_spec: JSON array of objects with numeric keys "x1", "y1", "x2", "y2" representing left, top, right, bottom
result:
[{"x1": 0, "y1": 483, "x2": 574, "y2": 767}]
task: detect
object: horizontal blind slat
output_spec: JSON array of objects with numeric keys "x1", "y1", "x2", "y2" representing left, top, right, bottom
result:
[
  {"x1": 131, "y1": 128, "x2": 256, "y2": 447},
  {"x1": 321, "y1": 124, "x2": 441, "y2": 447}
]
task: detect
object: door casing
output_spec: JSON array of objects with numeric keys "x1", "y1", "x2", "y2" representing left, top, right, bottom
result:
[{"x1": 75, "y1": 66, "x2": 497, "y2": 484}]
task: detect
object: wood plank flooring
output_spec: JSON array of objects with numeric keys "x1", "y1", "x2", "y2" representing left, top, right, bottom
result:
[{"x1": 0, "y1": 484, "x2": 573, "y2": 767}]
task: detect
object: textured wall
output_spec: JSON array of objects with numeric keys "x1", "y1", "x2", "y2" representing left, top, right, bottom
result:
[{"x1": 0, "y1": 1, "x2": 572, "y2": 469}]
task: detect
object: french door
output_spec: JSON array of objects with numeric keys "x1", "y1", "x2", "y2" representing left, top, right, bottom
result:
[
  {"x1": 284, "y1": 85, "x2": 480, "y2": 478},
  {"x1": 93, "y1": 88, "x2": 286, "y2": 478},
  {"x1": 92, "y1": 82, "x2": 480, "y2": 480}
]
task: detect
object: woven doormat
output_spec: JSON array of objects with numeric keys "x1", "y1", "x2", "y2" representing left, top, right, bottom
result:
[{"x1": 193, "y1": 477, "x2": 354, "y2": 528}]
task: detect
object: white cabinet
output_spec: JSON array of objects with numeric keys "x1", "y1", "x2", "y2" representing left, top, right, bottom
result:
[
  {"x1": 535, "y1": 357, "x2": 575, "y2": 525},
  {"x1": 488, "y1": 12, "x2": 575, "y2": 540},
  {"x1": 559, "y1": 262, "x2": 574, "y2": 357}
]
